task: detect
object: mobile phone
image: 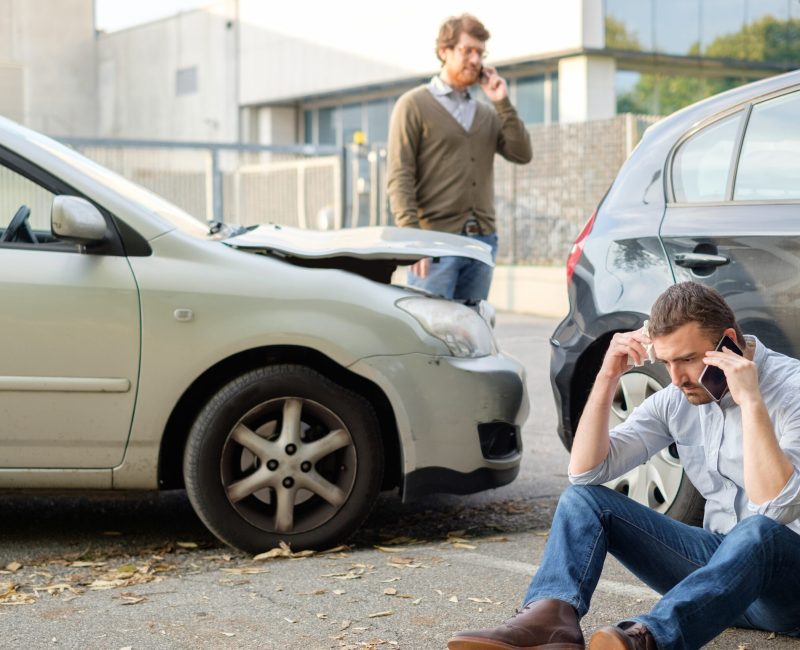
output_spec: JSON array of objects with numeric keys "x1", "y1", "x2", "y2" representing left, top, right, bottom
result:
[
  {"x1": 698, "y1": 335, "x2": 743, "y2": 401},
  {"x1": 479, "y1": 65, "x2": 488, "y2": 82}
]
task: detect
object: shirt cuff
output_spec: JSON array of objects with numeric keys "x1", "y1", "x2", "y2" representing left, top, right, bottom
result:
[{"x1": 747, "y1": 466, "x2": 800, "y2": 524}]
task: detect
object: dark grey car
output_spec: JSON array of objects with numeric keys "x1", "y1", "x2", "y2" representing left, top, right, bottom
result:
[{"x1": 550, "y1": 69, "x2": 800, "y2": 524}]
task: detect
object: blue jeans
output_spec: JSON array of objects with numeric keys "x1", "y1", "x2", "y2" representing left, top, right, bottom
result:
[
  {"x1": 406, "y1": 232, "x2": 498, "y2": 302},
  {"x1": 524, "y1": 485, "x2": 800, "y2": 650}
]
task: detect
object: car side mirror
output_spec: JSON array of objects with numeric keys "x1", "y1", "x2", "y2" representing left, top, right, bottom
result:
[{"x1": 51, "y1": 196, "x2": 107, "y2": 243}]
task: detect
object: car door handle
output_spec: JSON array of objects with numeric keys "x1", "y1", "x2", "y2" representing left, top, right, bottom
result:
[{"x1": 673, "y1": 253, "x2": 730, "y2": 268}]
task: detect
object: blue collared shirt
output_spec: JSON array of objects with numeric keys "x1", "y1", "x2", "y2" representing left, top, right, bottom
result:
[
  {"x1": 570, "y1": 336, "x2": 800, "y2": 536},
  {"x1": 427, "y1": 75, "x2": 477, "y2": 131}
]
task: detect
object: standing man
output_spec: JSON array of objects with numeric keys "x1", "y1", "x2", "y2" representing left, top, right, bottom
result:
[
  {"x1": 386, "y1": 13, "x2": 532, "y2": 302},
  {"x1": 449, "y1": 282, "x2": 800, "y2": 650}
]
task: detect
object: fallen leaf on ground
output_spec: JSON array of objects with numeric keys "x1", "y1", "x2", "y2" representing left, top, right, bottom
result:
[
  {"x1": 449, "y1": 596, "x2": 459, "y2": 603},
  {"x1": 381, "y1": 536, "x2": 421, "y2": 546},
  {"x1": 367, "y1": 610, "x2": 393, "y2": 618},
  {"x1": 0, "y1": 582, "x2": 35, "y2": 605},
  {"x1": 383, "y1": 588, "x2": 397, "y2": 596},
  {"x1": 176, "y1": 541, "x2": 198, "y2": 549},
  {"x1": 220, "y1": 567, "x2": 269, "y2": 575},
  {"x1": 374, "y1": 545, "x2": 406, "y2": 553},
  {"x1": 4, "y1": 562, "x2": 21, "y2": 573},
  {"x1": 468, "y1": 597, "x2": 493, "y2": 604},
  {"x1": 254, "y1": 541, "x2": 315, "y2": 561}
]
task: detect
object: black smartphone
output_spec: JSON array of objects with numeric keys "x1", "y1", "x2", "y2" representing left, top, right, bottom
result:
[
  {"x1": 479, "y1": 65, "x2": 488, "y2": 82},
  {"x1": 699, "y1": 335, "x2": 743, "y2": 401}
]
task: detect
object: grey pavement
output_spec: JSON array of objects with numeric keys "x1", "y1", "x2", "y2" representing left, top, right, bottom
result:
[{"x1": 0, "y1": 313, "x2": 797, "y2": 649}]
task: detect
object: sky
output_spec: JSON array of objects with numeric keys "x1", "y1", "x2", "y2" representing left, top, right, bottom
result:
[{"x1": 95, "y1": 0, "x2": 209, "y2": 32}]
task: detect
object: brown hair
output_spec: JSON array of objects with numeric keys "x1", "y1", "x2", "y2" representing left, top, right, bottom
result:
[
  {"x1": 436, "y1": 13, "x2": 490, "y2": 63},
  {"x1": 649, "y1": 281, "x2": 745, "y2": 345}
]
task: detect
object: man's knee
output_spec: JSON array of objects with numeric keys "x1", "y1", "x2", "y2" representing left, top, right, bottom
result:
[
  {"x1": 558, "y1": 484, "x2": 607, "y2": 512},
  {"x1": 724, "y1": 514, "x2": 784, "y2": 550},
  {"x1": 734, "y1": 514, "x2": 781, "y2": 533}
]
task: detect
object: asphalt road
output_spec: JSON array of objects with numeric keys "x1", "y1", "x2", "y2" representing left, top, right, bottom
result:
[{"x1": 0, "y1": 314, "x2": 796, "y2": 649}]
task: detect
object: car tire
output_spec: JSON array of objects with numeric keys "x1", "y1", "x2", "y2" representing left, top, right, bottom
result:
[
  {"x1": 605, "y1": 363, "x2": 705, "y2": 527},
  {"x1": 183, "y1": 364, "x2": 384, "y2": 553}
]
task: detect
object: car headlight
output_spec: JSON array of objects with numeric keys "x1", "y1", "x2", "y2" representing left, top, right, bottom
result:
[{"x1": 396, "y1": 297, "x2": 497, "y2": 358}]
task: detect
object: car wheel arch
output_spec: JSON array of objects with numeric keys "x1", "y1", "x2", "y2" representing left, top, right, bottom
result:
[{"x1": 155, "y1": 345, "x2": 401, "y2": 494}]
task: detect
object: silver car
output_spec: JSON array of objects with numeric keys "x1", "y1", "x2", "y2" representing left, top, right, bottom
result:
[{"x1": 0, "y1": 117, "x2": 528, "y2": 552}]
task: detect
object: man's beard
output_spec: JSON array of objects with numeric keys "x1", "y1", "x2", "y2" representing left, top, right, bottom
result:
[
  {"x1": 453, "y1": 66, "x2": 479, "y2": 87},
  {"x1": 681, "y1": 382, "x2": 713, "y2": 405}
]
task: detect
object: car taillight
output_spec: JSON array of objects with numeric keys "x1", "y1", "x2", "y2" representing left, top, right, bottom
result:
[{"x1": 566, "y1": 209, "x2": 597, "y2": 284}]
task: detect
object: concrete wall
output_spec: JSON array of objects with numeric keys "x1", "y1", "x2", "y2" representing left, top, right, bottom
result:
[
  {"x1": 0, "y1": 0, "x2": 96, "y2": 136},
  {"x1": 97, "y1": 1, "x2": 239, "y2": 142},
  {"x1": 489, "y1": 266, "x2": 569, "y2": 318}
]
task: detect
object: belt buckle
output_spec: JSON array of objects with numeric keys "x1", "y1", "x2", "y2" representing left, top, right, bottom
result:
[{"x1": 463, "y1": 219, "x2": 481, "y2": 235}]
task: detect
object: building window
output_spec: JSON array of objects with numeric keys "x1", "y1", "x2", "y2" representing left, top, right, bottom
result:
[
  {"x1": 513, "y1": 74, "x2": 558, "y2": 125},
  {"x1": 318, "y1": 107, "x2": 337, "y2": 146},
  {"x1": 303, "y1": 110, "x2": 313, "y2": 145},
  {"x1": 341, "y1": 103, "x2": 362, "y2": 146},
  {"x1": 604, "y1": 0, "x2": 800, "y2": 64},
  {"x1": 175, "y1": 66, "x2": 198, "y2": 96},
  {"x1": 516, "y1": 76, "x2": 546, "y2": 124},
  {"x1": 605, "y1": 0, "x2": 653, "y2": 51},
  {"x1": 366, "y1": 99, "x2": 390, "y2": 145}
]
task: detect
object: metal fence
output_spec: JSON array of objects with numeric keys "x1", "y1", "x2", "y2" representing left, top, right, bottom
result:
[
  {"x1": 60, "y1": 113, "x2": 660, "y2": 265},
  {"x1": 59, "y1": 138, "x2": 344, "y2": 229}
]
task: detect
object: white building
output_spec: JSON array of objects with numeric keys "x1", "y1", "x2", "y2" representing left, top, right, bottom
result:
[{"x1": 0, "y1": 0, "x2": 96, "y2": 136}]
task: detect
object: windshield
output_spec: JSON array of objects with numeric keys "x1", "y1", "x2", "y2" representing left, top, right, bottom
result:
[{"x1": 28, "y1": 130, "x2": 209, "y2": 238}]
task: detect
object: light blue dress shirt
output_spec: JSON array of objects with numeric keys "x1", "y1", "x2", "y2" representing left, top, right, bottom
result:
[
  {"x1": 570, "y1": 336, "x2": 800, "y2": 537},
  {"x1": 427, "y1": 75, "x2": 477, "y2": 131}
]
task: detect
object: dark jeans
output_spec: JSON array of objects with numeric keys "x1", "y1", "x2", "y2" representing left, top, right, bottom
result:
[{"x1": 523, "y1": 485, "x2": 800, "y2": 650}]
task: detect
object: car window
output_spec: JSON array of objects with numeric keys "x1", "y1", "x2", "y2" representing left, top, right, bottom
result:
[
  {"x1": 734, "y1": 90, "x2": 800, "y2": 201},
  {"x1": 672, "y1": 112, "x2": 742, "y2": 203},
  {"x1": 0, "y1": 161, "x2": 71, "y2": 248}
]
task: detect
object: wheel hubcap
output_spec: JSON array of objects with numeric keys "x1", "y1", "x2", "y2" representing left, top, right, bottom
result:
[{"x1": 221, "y1": 397, "x2": 357, "y2": 535}]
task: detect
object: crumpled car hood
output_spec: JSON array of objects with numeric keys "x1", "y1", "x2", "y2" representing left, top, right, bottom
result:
[{"x1": 223, "y1": 224, "x2": 493, "y2": 284}]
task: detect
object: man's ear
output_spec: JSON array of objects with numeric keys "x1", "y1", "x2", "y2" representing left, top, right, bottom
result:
[{"x1": 723, "y1": 327, "x2": 739, "y2": 346}]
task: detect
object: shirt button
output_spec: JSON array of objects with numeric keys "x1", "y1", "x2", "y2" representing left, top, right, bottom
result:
[{"x1": 472, "y1": 181, "x2": 477, "y2": 187}]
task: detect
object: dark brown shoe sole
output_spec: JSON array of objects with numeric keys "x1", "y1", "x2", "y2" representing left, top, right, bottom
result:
[
  {"x1": 448, "y1": 637, "x2": 584, "y2": 650},
  {"x1": 588, "y1": 628, "x2": 631, "y2": 650}
]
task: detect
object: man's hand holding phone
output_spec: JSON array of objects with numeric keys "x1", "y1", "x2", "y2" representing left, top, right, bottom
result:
[
  {"x1": 478, "y1": 64, "x2": 508, "y2": 101},
  {"x1": 701, "y1": 335, "x2": 757, "y2": 404}
]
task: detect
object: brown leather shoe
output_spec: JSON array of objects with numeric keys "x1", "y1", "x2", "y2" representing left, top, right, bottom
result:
[
  {"x1": 588, "y1": 622, "x2": 656, "y2": 650},
  {"x1": 447, "y1": 598, "x2": 585, "y2": 649}
]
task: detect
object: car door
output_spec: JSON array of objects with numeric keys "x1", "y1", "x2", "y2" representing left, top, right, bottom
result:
[
  {"x1": 660, "y1": 87, "x2": 800, "y2": 357},
  {"x1": 0, "y1": 156, "x2": 140, "y2": 469}
]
